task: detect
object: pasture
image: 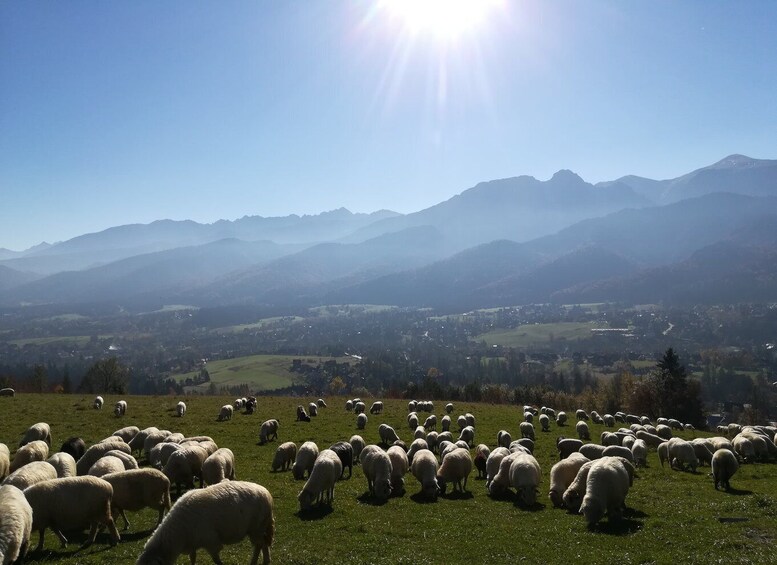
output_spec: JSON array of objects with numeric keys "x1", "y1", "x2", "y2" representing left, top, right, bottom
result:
[
  {"x1": 475, "y1": 322, "x2": 607, "y2": 348},
  {"x1": 1, "y1": 394, "x2": 776, "y2": 564}
]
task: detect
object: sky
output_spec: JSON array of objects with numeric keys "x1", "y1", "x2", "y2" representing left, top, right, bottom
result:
[{"x1": 1, "y1": 1, "x2": 776, "y2": 251}]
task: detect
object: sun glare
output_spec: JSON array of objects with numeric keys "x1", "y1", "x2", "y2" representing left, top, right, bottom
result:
[{"x1": 382, "y1": 0, "x2": 504, "y2": 40}]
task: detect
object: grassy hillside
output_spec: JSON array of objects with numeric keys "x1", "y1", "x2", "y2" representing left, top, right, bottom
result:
[
  {"x1": 475, "y1": 322, "x2": 608, "y2": 348},
  {"x1": 0, "y1": 394, "x2": 775, "y2": 564}
]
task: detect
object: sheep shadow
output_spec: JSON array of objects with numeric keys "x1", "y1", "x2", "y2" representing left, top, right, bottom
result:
[
  {"x1": 587, "y1": 517, "x2": 643, "y2": 535},
  {"x1": 514, "y1": 500, "x2": 545, "y2": 512},
  {"x1": 296, "y1": 504, "x2": 334, "y2": 521},
  {"x1": 442, "y1": 490, "x2": 474, "y2": 501},
  {"x1": 722, "y1": 487, "x2": 753, "y2": 496},
  {"x1": 357, "y1": 492, "x2": 390, "y2": 506},
  {"x1": 409, "y1": 492, "x2": 439, "y2": 504}
]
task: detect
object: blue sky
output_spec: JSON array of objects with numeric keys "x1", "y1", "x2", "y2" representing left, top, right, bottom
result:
[{"x1": 1, "y1": 1, "x2": 776, "y2": 251}]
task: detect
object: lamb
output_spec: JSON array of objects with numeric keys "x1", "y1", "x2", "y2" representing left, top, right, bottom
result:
[
  {"x1": 298, "y1": 450, "x2": 342, "y2": 511},
  {"x1": 328, "y1": 442, "x2": 354, "y2": 479},
  {"x1": 387, "y1": 445, "x2": 409, "y2": 492},
  {"x1": 458, "y1": 426, "x2": 475, "y2": 447},
  {"x1": 201, "y1": 448, "x2": 236, "y2": 486},
  {"x1": 349, "y1": 435, "x2": 365, "y2": 463},
  {"x1": 75, "y1": 440, "x2": 130, "y2": 475},
  {"x1": 47, "y1": 452, "x2": 77, "y2": 478},
  {"x1": 259, "y1": 419, "x2": 279, "y2": 445},
  {"x1": 561, "y1": 460, "x2": 595, "y2": 513},
  {"x1": 24, "y1": 475, "x2": 120, "y2": 551},
  {"x1": 217, "y1": 404, "x2": 234, "y2": 422},
  {"x1": 576, "y1": 421, "x2": 590, "y2": 441},
  {"x1": 410, "y1": 449, "x2": 439, "y2": 500},
  {"x1": 176, "y1": 401, "x2": 186, "y2": 417},
  {"x1": 19, "y1": 423, "x2": 51, "y2": 447},
  {"x1": 579, "y1": 457, "x2": 631, "y2": 525},
  {"x1": 150, "y1": 443, "x2": 182, "y2": 470},
  {"x1": 0, "y1": 484, "x2": 33, "y2": 564},
  {"x1": 509, "y1": 451, "x2": 542, "y2": 507},
  {"x1": 712, "y1": 448, "x2": 739, "y2": 491},
  {"x1": 631, "y1": 439, "x2": 648, "y2": 467},
  {"x1": 497, "y1": 430, "x2": 512, "y2": 449},
  {"x1": 356, "y1": 413, "x2": 368, "y2": 430},
  {"x1": 474, "y1": 444, "x2": 490, "y2": 479},
  {"x1": 379, "y1": 424, "x2": 400, "y2": 445},
  {"x1": 437, "y1": 447, "x2": 472, "y2": 495},
  {"x1": 556, "y1": 437, "x2": 583, "y2": 460},
  {"x1": 0, "y1": 444, "x2": 10, "y2": 482},
  {"x1": 549, "y1": 452, "x2": 590, "y2": 508},
  {"x1": 162, "y1": 445, "x2": 209, "y2": 496},
  {"x1": 93, "y1": 395, "x2": 104, "y2": 409},
  {"x1": 114, "y1": 400, "x2": 127, "y2": 417},
  {"x1": 370, "y1": 401, "x2": 384, "y2": 414},
  {"x1": 10, "y1": 440, "x2": 49, "y2": 473},
  {"x1": 3, "y1": 461, "x2": 58, "y2": 490},
  {"x1": 292, "y1": 441, "x2": 320, "y2": 480},
  {"x1": 101, "y1": 468, "x2": 172, "y2": 530},
  {"x1": 88, "y1": 455, "x2": 126, "y2": 477},
  {"x1": 271, "y1": 442, "x2": 297, "y2": 472},
  {"x1": 539, "y1": 414, "x2": 550, "y2": 432},
  {"x1": 137, "y1": 480, "x2": 274, "y2": 565},
  {"x1": 485, "y1": 447, "x2": 510, "y2": 488},
  {"x1": 362, "y1": 447, "x2": 393, "y2": 500},
  {"x1": 668, "y1": 438, "x2": 699, "y2": 472}
]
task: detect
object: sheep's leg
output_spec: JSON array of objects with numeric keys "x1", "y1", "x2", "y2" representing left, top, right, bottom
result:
[
  {"x1": 120, "y1": 509, "x2": 131, "y2": 531},
  {"x1": 35, "y1": 529, "x2": 46, "y2": 552},
  {"x1": 206, "y1": 549, "x2": 223, "y2": 564},
  {"x1": 189, "y1": 550, "x2": 198, "y2": 564},
  {"x1": 81, "y1": 523, "x2": 97, "y2": 548}
]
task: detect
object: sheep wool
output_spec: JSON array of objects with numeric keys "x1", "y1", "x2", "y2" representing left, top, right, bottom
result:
[
  {"x1": 259, "y1": 419, "x2": 279, "y2": 445},
  {"x1": 410, "y1": 449, "x2": 439, "y2": 500},
  {"x1": 19, "y1": 423, "x2": 51, "y2": 448},
  {"x1": 474, "y1": 444, "x2": 491, "y2": 479},
  {"x1": 76, "y1": 440, "x2": 131, "y2": 476},
  {"x1": 163, "y1": 445, "x2": 209, "y2": 495},
  {"x1": 387, "y1": 445, "x2": 409, "y2": 491},
  {"x1": 137, "y1": 480, "x2": 274, "y2": 565},
  {"x1": 298, "y1": 450, "x2": 342, "y2": 510},
  {"x1": 201, "y1": 448, "x2": 236, "y2": 486},
  {"x1": 9, "y1": 441, "x2": 49, "y2": 473},
  {"x1": 437, "y1": 447, "x2": 473, "y2": 495},
  {"x1": 176, "y1": 401, "x2": 186, "y2": 417},
  {"x1": 88, "y1": 456, "x2": 126, "y2": 478},
  {"x1": 3, "y1": 461, "x2": 58, "y2": 491},
  {"x1": 579, "y1": 457, "x2": 631, "y2": 525},
  {"x1": 712, "y1": 448, "x2": 739, "y2": 491},
  {"x1": 0, "y1": 484, "x2": 33, "y2": 565},
  {"x1": 217, "y1": 404, "x2": 234, "y2": 422},
  {"x1": 112, "y1": 426, "x2": 140, "y2": 443},
  {"x1": 561, "y1": 460, "x2": 595, "y2": 513},
  {"x1": 0, "y1": 444, "x2": 9, "y2": 482},
  {"x1": 102, "y1": 468, "x2": 172, "y2": 530},
  {"x1": 362, "y1": 447, "x2": 393, "y2": 500},
  {"x1": 271, "y1": 442, "x2": 297, "y2": 472},
  {"x1": 149, "y1": 443, "x2": 182, "y2": 470},
  {"x1": 349, "y1": 435, "x2": 366, "y2": 464},
  {"x1": 509, "y1": 452, "x2": 542, "y2": 507},
  {"x1": 549, "y1": 452, "x2": 590, "y2": 508},
  {"x1": 485, "y1": 447, "x2": 510, "y2": 488},
  {"x1": 292, "y1": 442, "x2": 320, "y2": 480}
]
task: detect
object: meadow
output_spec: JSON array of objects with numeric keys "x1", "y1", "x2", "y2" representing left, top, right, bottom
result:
[
  {"x1": 1, "y1": 394, "x2": 776, "y2": 564},
  {"x1": 475, "y1": 322, "x2": 608, "y2": 349}
]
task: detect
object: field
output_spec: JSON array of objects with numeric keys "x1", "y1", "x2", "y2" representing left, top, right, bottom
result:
[
  {"x1": 475, "y1": 322, "x2": 608, "y2": 348},
  {"x1": 1, "y1": 394, "x2": 776, "y2": 564}
]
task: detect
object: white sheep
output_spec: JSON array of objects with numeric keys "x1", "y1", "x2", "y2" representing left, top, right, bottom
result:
[
  {"x1": 346, "y1": 399, "x2": 354, "y2": 411},
  {"x1": 162, "y1": 445, "x2": 209, "y2": 495},
  {"x1": 557, "y1": 438, "x2": 583, "y2": 459},
  {"x1": 217, "y1": 404, "x2": 234, "y2": 422},
  {"x1": 76, "y1": 440, "x2": 130, "y2": 475},
  {"x1": 387, "y1": 445, "x2": 409, "y2": 492},
  {"x1": 144, "y1": 430, "x2": 173, "y2": 461},
  {"x1": 92, "y1": 395, "x2": 104, "y2": 409},
  {"x1": 362, "y1": 446, "x2": 393, "y2": 500},
  {"x1": 88, "y1": 455, "x2": 126, "y2": 478},
  {"x1": 317, "y1": 398, "x2": 327, "y2": 408},
  {"x1": 579, "y1": 457, "x2": 631, "y2": 525},
  {"x1": 19, "y1": 423, "x2": 51, "y2": 448},
  {"x1": 410, "y1": 449, "x2": 439, "y2": 500},
  {"x1": 407, "y1": 400, "x2": 417, "y2": 412},
  {"x1": 112, "y1": 425, "x2": 140, "y2": 443},
  {"x1": 456, "y1": 415, "x2": 467, "y2": 431},
  {"x1": 102, "y1": 468, "x2": 172, "y2": 530},
  {"x1": 354, "y1": 401, "x2": 366, "y2": 414},
  {"x1": 602, "y1": 445, "x2": 635, "y2": 463},
  {"x1": 3, "y1": 461, "x2": 58, "y2": 491},
  {"x1": 114, "y1": 400, "x2": 127, "y2": 417},
  {"x1": 369, "y1": 401, "x2": 384, "y2": 414},
  {"x1": 407, "y1": 438, "x2": 429, "y2": 464},
  {"x1": 128, "y1": 427, "x2": 160, "y2": 455},
  {"x1": 297, "y1": 449, "x2": 342, "y2": 511},
  {"x1": 10, "y1": 441, "x2": 49, "y2": 473},
  {"x1": 690, "y1": 438, "x2": 716, "y2": 466},
  {"x1": 137, "y1": 480, "x2": 274, "y2": 565},
  {"x1": 668, "y1": 438, "x2": 699, "y2": 472},
  {"x1": 356, "y1": 413, "x2": 368, "y2": 430},
  {"x1": 524, "y1": 411, "x2": 534, "y2": 423},
  {"x1": 271, "y1": 442, "x2": 297, "y2": 472},
  {"x1": 292, "y1": 441, "x2": 320, "y2": 480},
  {"x1": 488, "y1": 452, "x2": 519, "y2": 497},
  {"x1": 658, "y1": 442, "x2": 669, "y2": 467},
  {"x1": 202, "y1": 448, "x2": 236, "y2": 486},
  {"x1": 0, "y1": 444, "x2": 9, "y2": 482},
  {"x1": 549, "y1": 452, "x2": 590, "y2": 508},
  {"x1": 458, "y1": 425, "x2": 475, "y2": 447},
  {"x1": 474, "y1": 444, "x2": 490, "y2": 479},
  {"x1": 440, "y1": 415, "x2": 451, "y2": 432},
  {"x1": 520, "y1": 422, "x2": 535, "y2": 441},
  {"x1": 426, "y1": 431, "x2": 439, "y2": 453},
  {"x1": 149, "y1": 443, "x2": 182, "y2": 470},
  {"x1": 636, "y1": 430, "x2": 664, "y2": 448},
  {"x1": 437, "y1": 447, "x2": 472, "y2": 495},
  {"x1": 176, "y1": 401, "x2": 187, "y2": 417},
  {"x1": 24, "y1": 475, "x2": 121, "y2": 551},
  {"x1": 556, "y1": 411, "x2": 568, "y2": 426},
  {"x1": 631, "y1": 439, "x2": 648, "y2": 467},
  {"x1": 104, "y1": 449, "x2": 139, "y2": 470},
  {"x1": 0, "y1": 484, "x2": 33, "y2": 564},
  {"x1": 308, "y1": 402, "x2": 318, "y2": 417},
  {"x1": 579, "y1": 444, "x2": 605, "y2": 460},
  {"x1": 407, "y1": 412, "x2": 419, "y2": 429},
  {"x1": 712, "y1": 448, "x2": 739, "y2": 491},
  {"x1": 47, "y1": 452, "x2": 76, "y2": 478},
  {"x1": 510, "y1": 451, "x2": 542, "y2": 507},
  {"x1": 576, "y1": 421, "x2": 591, "y2": 441},
  {"x1": 445, "y1": 403, "x2": 454, "y2": 414},
  {"x1": 378, "y1": 424, "x2": 400, "y2": 445},
  {"x1": 349, "y1": 435, "x2": 366, "y2": 463},
  {"x1": 414, "y1": 426, "x2": 426, "y2": 440},
  {"x1": 603, "y1": 414, "x2": 615, "y2": 427},
  {"x1": 561, "y1": 460, "x2": 595, "y2": 513},
  {"x1": 539, "y1": 414, "x2": 550, "y2": 432},
  {"x1": 259, "y1": 420, "x2": 279, "y2": 445},
  {"x1": 485, "y1": 447, "x2": 510, "y2": 488},
  {"x1": 497, "y1": 430, "x2": 512, "y2": 449},
  {"x1": 424, "y1": 415, "x2": 437, "y2": 431}
]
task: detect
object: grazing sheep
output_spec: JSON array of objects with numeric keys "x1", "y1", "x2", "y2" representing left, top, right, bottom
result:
[
  {"x1": 0, "y1": 484, "x2": 33, "y2": 564},
  {"x1": 579, "y1": 444, "x2": 606, "y2": 460},
  {"x1": 407, "y1": 400, "x2": 417, "y2": 412},
  {"x1": 445, "y1": 403, "x2": 454, "y2": 414},
  {"x1": 345, "y1": 400, "x2": 354, "y2": 412},
  {"x1": 579, "y1": 457, "x2": 631, "y2": 526},
  {"x1": 259, "y1": 419, "x2": 279, "y2": 445},
  {"x1": 495, "y1": 430, "x2": 512, "y2": 449},
  {"x1": 111, "y1": 426, "x2": 139, "y2": 444},
  {"x1": 292, "y1": 442, "x2": 320, "y2": 481},
  {"x1": 524, "y1": 411, "x2": 534, "y2": 423},
  {"x1": 712, "y1": 448, "x2": 739, "y2": 491},
  {"x1": 0, "y1": 444, "x2": 8, "y2": 483},
  {"x1": 59, "y1": 437, "x2": 85, "y2": 462},
  {"x1": 689, "y1": 439, "x2": 715, "y2": 467},
  {"x1": 217, "y1": 404, "x2": 234, "y2": 422},
  {"x1": 576, "y1": 409, "x2": 589, "y2": 421},
  {"x1": 465, "y1": 413, "x2": 475, "y2": 427},
  {"x1": 556, "y1": 437, "x2": 583, "y2": 460},
  {"x1": 576, "y1": 421, "x2": 591, "y2": 441},
  {"x1": 458, "y1": 426, "x2": 475, "y2": 447},
  {"x1": 0, "y1": 388, "x2": 15, "y2": 397},
  {"x1": 101, "y1": 468, "x2": 172, "y2": 530},
  {"x1": 24, "y1": 475, "x2": 120, "y2": 551},
  {"x1": 425, "y1": 431, "x2": 439, "y2": 452},
  {"x1": 356, "y1": 413, "x2": 368, "y2": 430},
  {"x1": 407, "y1": 439, "x2": 429, "y2": 464},
  {"x1": 234, "y1": 398, "x2": 245, "y2": 411},
  {"x1": 202, "y1": 448, "x2": 236, "y2": 486},
  {"x1": 19, "y1": 423, "x2": 51, "y2": 448},
  {"x1": 75, "y1": 440, "x2": 130, "y2": 476},
  {"x1": 602, "y1": 445, "x2": 634, "y2": 464},
  {"x1": 271, "y1": 442, "x2": 297, "y2": 473},
  {"x1": 603, "y1": 414, "x2": 615, "y2": 427},
  {"x1": 549, "y1": 452, "x2": 590, "y2": 508},
  {"x1": 47, "y1": 452, "x2": 77, "y2": 478},
  {"x1": 362, "y1": 447, "x2": 393, "y2": 500},
  {"x1": 456, "y1": 415, "x2": 467, "y2": 431},
  {"x1": 413, "y1": 425, "x2": 426, "y2": 440},
  {"x1": 137, "y1": 480, "x2": 274, "y2": 565},
  {"x1": 539, "y1": 414, "x2": 550, "y2": 432},
  {"x1": 176, "y1": 401, "x2": 186, "y2": 417},
  {"x1": 128, "y1": 427, "x2": 160, "y2": 455},
  {"x1": 296, "y1": 405, "x2": 310, "y2": 422},
  {"x1": 556, "y1": 412, "x2": 568, "y2": 426},
  {"x1": 379, "y1": 424, "x2": 400, "y2": 445},
  {"x1": 590, "y1": 411, "x2": 603, "y2": 424},
  {"x1": 510, "y1": 452, "x2": 542, "y2": 507},
  {"x1": 655, "y1": 424, "x2": 673, "y2": 440},
  {"x1": 437, "y1": 448, "x2": 473, "y2": 495},
  {"x1": 329, "y1": 442, "x2": 354, "y2": 479},
  {"x1": 354, "y1": 401, "x2": 366, "y2": 414},
  {"x1": 317, "y1": 398, "x2": 327, "y2": 408},
  {"x1": 308, "y1": 402, "x2": 318, "y2": 417},
  {"x1": 349, "y1": 435, "x2": 366, "y2": 464},
  {"x1": 149, "y1": 443, "x2": 182, "y2": 470},
  {"x1": 631, "y1": 439, "x2": 648, "y2": 467},
  {"x1": 424, "y1": 415, "x2": 437, "y2": 431},
  {"x1": 3, "y1": 461, "x2": 58, "y2": 490},
  {"x1": 410, "y1": 449, "x2": 439, "y2": 500},
  {"x1": 439, "y1": 442, "x2": 457, "y2": 461},
  {"x1": 485, "y1": 447, "x2": 510, "y2": 488},
  {"x1": 622, "y1": 436, "x2": 636, "y2": 450},
  {"x1": 407, "y1": 412, "x2": 419, "y2": 430},
  {"x1": 370, "y1": 401, "x2": 384, "y2": 415},
  {"x1": 437, "y1": 431, "x2": 454, "y2": 445},
  {"x1": 298, "y1": 450, "x2": 342, "y2": 510},
  {"x1": 164, "y1": 433, "x2": 185, "y2": 445},
  {"x1": 104, "y1": 450, "x2": 139, "y2": 471},
  {"x1": 488, "y1": 452, "x2": 519, "y2": 497},
  {"x1": 144, "y1": 430, "x2": 173, "y2": 461},
  {"x1": 88, "y1": 456, "x2": 126, "y2": 478},
  {"x1": 636, "y1": 430, "x2": 665, "y2": 448},
  {"x1": 668, "y1": 438, "x2": 699, "y2": 472},
  {"x1": 114, "y1": 400, "x2": 127, "y2": 417},
  {"x1": 658, "y1": 442, "x2": 670, "y2": 467},
  {"x1": 561, "y1": 460, "x2": 595, "y2": 513},
  {"x1": 10, "y1": 441, "x2": 49, "y2": 473},
  {"x1": 387, "y1": 445, "x2": 409, "y2": 492},
  {"x1": 474, "y1": 444, "x2": 490, "y2": 479},
  {"x1": 163, "y1": 445, "x2": 209, "y2": 496}
]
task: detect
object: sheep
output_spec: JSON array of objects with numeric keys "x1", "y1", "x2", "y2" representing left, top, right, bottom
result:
[
  {"x1": 439, "y1": 442, "x2": 458, "y2": 461},
  {"x1": 458, "y1": 426, "x2": 475, "y2": 447},
  {"x1": 92, "y1": 395, "x2": 104, "y2": 409},
  {"x1": 668, "y1": 419, "x2": 683, "y2": 431},
  {"x1": 407, "y1": 412, "x2": 420, "y2": 429},
  {"x1": 164, "y1": 433, "x2": 185, "y2": 445},
  {"x1": 496, "y1": 430, "x2": 512, "y2": 449},
  {"x1": 45, "y1": 452, "x2": 76, "y2": 478},
  {"x1": 579, "y1": 444, "x2": 606, "y2": 460},
  {"x1": 410, "y1": 449, "x2": 439, "y2": 500},
  {"x1": 488, "y1": 452, "x2": 519, "y2": 497},
  {"x1": 445, "y1": 403, "x2": 454, "y2": 414},
  {"x1": 414, "y1": 426, "x2": 426, "y2": 440},
  {"x1": 424, "y1": 415, "x2": 437, "y2": 431},
  {"x1": 349, "y1": 435, "x2": 366, "y2": 464},
  {"x1": 474, "y1": 444, "x2": 490, "y2": 479},
  {"x1": 0, "y1": 483, "x2": 33, "y2": 564},
  {"x1": 465, "y1": 413, "x2": 475, "y2": 427},
  {"x1": 101, "y1": 468, "x2": 172, "y2": 531},
  {"x1": 622, "y1": 435, "x2": 636, "y2": 450},
  {"x1": 602, "y1": 445, "x2": 634, "y2": 464},
  {"x1": 259, "y1": 419, "x2": 279, "y2": 445},
  {"x1": 732, "y1": 435, "x2": 755, "y2": 463},
  {"x1": 3, "y1": 461, "x2": 58, "y2": 490},
  {"x1": 579, "y1": 457, "x2": 631, "y2": 525},
  {"x1": 0, "y1": 388, "x2": 14, "y2": 397},
  {"x1": 539, "y1": 414, "x2": 550, "y2": 432},
  {"x1": 308, "y1": 402, "x2": 318, "y2": 417},
  {"x1": 690, "y1": 439, "x2": 715, "y2": 467},
  {"x1": 544, "y1": 407, "x2": 556, "y2": 419},
  {"x1": 73, "y1": 440, "x2": 128, "y2": 476},
  {"x1": 739, "y1": 432, "x2": 770, "y2": 461},
  {"x1": 510, "y1": 452, "x2": 542, "y2": 507},
  {"x1": 114, "y1": 400, "x2": 127, "y2": 417},
  {"x1": 603, "y1": 414, "x2": 615, "y2": 427},
  {"x1": 271, "y1": 442, "x2": 297, "y2": 472},
  {"x1": 426, "y1": 431, "x2": 439, "y2": 453},
  {"x1": 104, "y1": 449, "x2": 139, "y2": 471},
  {"x1": 370, "y1": 401, "x2": 384, "y2": 414},
  {"x1": 556, "y1": 411, "x2": 568, "y2": 426},
  {"x1": 296, "y1": 405, "x2": 310, "y2": 422},
  {"x1": 10, "y1": 440, "x2": 49, "y2": 473},
  {"x1": 437, "y1": 431, "x2": 454, "y2": 444},
  {"x1": 128, "y1": 427, "x2": 160, "y2": 455},
  {"x1": 24, "y1": 475, "x2": 120, "y2": 551},
  {"x1": 712, "y1": 448, "x2": 739, "y2": 491},
  {"x1": 379, "y1": 424, "x2": 400, "y2": 445},
  {"x1": 524, "y1": 411, "x2": 534, "y2": 423},
  {"x1": 576, "y1": 409, "x2": 589, "y2": 421},
  {"x1": 556, "y1": 438, "x2": 583, "y2": 460},
  {"x1": 407, "y1": 400, "x2": 417, "y2": 412},
  {"x1": 387, "y1": 445, "x2": 409, "y2": 492},
  {"x1": 407, "y1": 439, "x2": 429, "y2": 464},
  {"x1": 437, "y1": 448, "x2": 473, "y2": 495},
  {"x1": 576, "y1": 421, "x2": 591, "y2": 441},
  {"x1": 631, "y1": 439, "x2": 648, "y2": 467},
  {"x1": 636, "y1": 430, "x2": 665, "y2": 448},
  {"x1": 217, "y1": 404, "x2": 234, "y2": 422},
  {"x1": 354, "y1": 401, "x2": 366, "y2": 414},
  {"x1": 668, "y1": 438, "x2": 699, "y2": 472},
  {"x1": 298, "y1": 450, "x2": 342, "y2": 510},
  {"x1": 144, "y1": 430, "x2": 173, "y2": 461},
  {"x1": 362, "y1": 447, "x2": 393, "y2": 500},
  {"x1": 292, "y1": 441, "x2": 319, "y2": 480},
  {"x1": 456, "y1": 415, "x2": 467, "y2": 431},
  {"x1": 89, "y1": 455, "x2": 126, "y2": 478},
  {"x1": 561, "y1": 460, "x2": 595, "y2": 513},
  {"x1": 329, "y1": 442, "x2": 354, "y2": 479},
  {"x1": 162, "y1": 445, "x2": 209, "y2": 496},
  {"x1": 137, "y1": 480, "x2": 274, "y2": 565},
  {"x1": 201, "y1": 448, "x2": 236, "y2": 486},
  {"x1": 658, "y1": 442, "x2": 669, "y2": 467},
  {"x1": 345, "y1": 399, "x2": 354, "y2": 411},
  {"x1": 150, "y1": 443, "x2": 182, "y2": 470},
  {"x1": 234, "y1": 398, "x2": 245, "y2": 411},
  {"x1": 0, "y1": 444, "x2": 8, "y2": 482},
  {"x1": 590, "y1": 411, "x2": 603, "y2": 424},
  {"x1": 549, "y1": 452, "x2": 590, "y2": 508},
  {"x1": 19, "y1": 423, "x2": 51, "y2": 447},
  {"x1": 317, "y1": 398, "x2": 327, "y2": 408},
  {"x1": 485, "y1": 447, "x2": 510, "y2": 488},
  {"x1": 176, "y1": 401, "x2": 186, "y2": 417},
  {"x1": 356, "y1": 413, "x2": 368, "y2": 430}
]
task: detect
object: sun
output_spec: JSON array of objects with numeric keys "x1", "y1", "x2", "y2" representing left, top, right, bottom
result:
[{"x1": 381, "y1": 0, "x2": 504, "y2": 41}]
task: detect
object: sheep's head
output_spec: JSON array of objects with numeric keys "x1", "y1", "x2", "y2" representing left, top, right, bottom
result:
[
  {"x1": 374, "y1": 479, "x2": 392, "y2": 500},
  {"x1": 298, "y1": 489, "x2": 315, "y2": 511},
  {"x1": 549, "y1": 489, "x2": 563, "y2": 508},
  {"x1": 580, "y1": 497, "x2": 605, "y2": 525}
]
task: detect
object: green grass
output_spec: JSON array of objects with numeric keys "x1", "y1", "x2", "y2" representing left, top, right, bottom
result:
[
  {"x1": 213, "y1": 317, "x2": 305, "y2": 334},
  {"x1": 475, "y1": 322, "x2": 608, "y2": 348},
  {"x1": 7, "y1": 335, "x2": 112, "y2": 347},
  {"x1": 1, "y1": 394, "x2": 776, "y2": 564}
]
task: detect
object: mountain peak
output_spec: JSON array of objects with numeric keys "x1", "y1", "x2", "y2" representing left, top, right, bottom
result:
[
  {"x1": 710, "y1": 154, "x2": 757, "y2": 168},
  {"x1": 550, "y1": 169, "x2": 584, "y2": 183}
]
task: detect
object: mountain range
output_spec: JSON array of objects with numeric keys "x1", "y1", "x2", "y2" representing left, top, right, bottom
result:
[{"x1": 2, "y1": 154, "x2": 776, "y2": 311}]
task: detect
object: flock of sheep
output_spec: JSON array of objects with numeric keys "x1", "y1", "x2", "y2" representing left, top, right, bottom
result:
[{"x1": 1, "y1": 393, "x2": 776, "y2": 564}]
